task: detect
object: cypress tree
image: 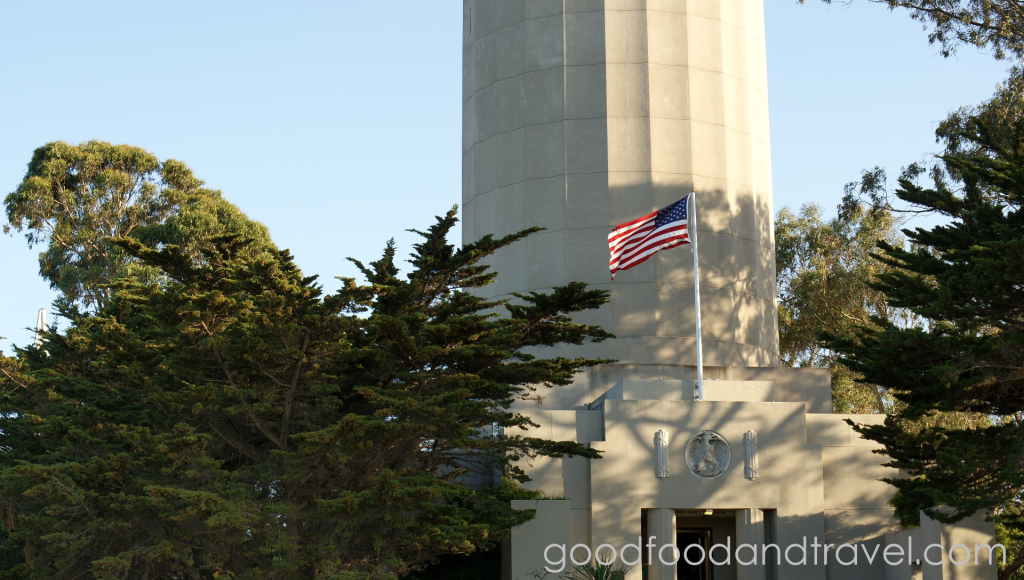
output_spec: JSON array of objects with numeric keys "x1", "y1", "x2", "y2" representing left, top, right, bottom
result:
[
  {"x1": 831, "y1": 80, "x2": 1024, "y2": 577},
  {"x1": 0, "y1": 208, "x2": 611, "y2": 579}
]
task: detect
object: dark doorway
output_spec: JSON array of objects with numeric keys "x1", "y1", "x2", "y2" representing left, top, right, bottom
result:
[{"x1": 677, "y1": 530, "x2": 711, "y2": 580}]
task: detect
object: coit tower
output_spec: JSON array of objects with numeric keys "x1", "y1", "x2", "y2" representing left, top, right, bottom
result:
[{"x1": 461, "y1": 0, "x2": 779, "y2": 368}]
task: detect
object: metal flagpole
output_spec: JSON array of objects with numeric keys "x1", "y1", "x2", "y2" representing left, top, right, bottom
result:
[{"x1": 690, "y1": 191, "x2": 704, "y2": 400}]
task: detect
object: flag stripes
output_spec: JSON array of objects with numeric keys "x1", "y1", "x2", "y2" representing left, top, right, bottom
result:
[{"x1": 608, "y1": 196, "x2": 691, "y2": 279}]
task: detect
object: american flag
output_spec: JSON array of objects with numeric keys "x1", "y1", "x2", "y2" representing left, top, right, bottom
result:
[{"x1": 608, "y1": 195, "x2": 692, "y2": 279}]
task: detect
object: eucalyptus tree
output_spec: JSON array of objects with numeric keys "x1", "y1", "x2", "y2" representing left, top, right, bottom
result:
[
  {"x1": 775, "y1": 179, "x2": 909, "y2": 413},
  {"x1": 814, "y1": 0, "x2": 1024, "y2": 60},
  {"x1": 4, "y1": 141, "x2": 272, "y2": 311}
]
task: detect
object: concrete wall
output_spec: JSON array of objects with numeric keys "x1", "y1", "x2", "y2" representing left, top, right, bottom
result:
[
  {"x1": 503, "y1": 499, "x2": 571, "y2": 580},
  {"x1": 594, "y1": 400, "x2": 826, "y2": 579},
  {"x1": 510, "y1": 364, "x2": 832, "y2": 413},
  {"x1": 508, "y1": 391, "x2": 998, "y2": 579},
  {"x1": 883, "y1": 511, "x2": 999, "y2": 580},
  {"x1": 510, "y1": 409, "x2": 596, "y2": 554},
  {"x1": 806, "y1": 414, "x2": 901, "y2": 546},
  {"x1": 824, "y1": 534, "x2": 889, "y2": 580},
  {"x1": 512, "y1": 399, "x2": 829, "y2": 579},
  {"x1": 463, "y1": 0, "x2": 781, "y2": 369}
]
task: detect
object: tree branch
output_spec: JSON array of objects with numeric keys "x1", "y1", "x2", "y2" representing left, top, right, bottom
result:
[
  {"x1": 999, "y1": 542, "x2": 1024, "y2": 580},
  {"x1": 213, "y1": 344, "x2": 283, "y2": 450},
  {"x1": 279, "y1": 328, "x2": 311, "y2": 451}
]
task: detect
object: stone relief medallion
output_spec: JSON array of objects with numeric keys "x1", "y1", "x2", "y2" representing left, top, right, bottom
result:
[{"x1": 684, "y1": 431, "x2": 731, "y2": 478}]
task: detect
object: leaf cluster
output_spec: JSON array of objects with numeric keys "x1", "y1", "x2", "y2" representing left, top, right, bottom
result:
[
  {"x1": 813, "y1": 0, "x2": 1024, "y2": 61},
  {"x1": 775, "y1": 185, "x2": 908, "y2": 413},
  {"x1": 4, "y1": 141, "x2": 274, "y2": 311}
]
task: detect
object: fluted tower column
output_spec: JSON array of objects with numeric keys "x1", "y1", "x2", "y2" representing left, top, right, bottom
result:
[{"x1": 462, "y1": 0, "x2": 779, "y2": 367}]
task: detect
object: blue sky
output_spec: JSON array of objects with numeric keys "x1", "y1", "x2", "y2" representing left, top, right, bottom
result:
[{"x1": 0, "y1": 1, "x2": 1009, "y2": 347}]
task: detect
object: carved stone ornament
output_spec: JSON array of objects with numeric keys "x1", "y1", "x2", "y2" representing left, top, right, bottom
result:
[
  {"x1": 654, "y1": 429, "x2": 669, "y2": 479},
  {"x1": 684, "y1": 431, "x2": 731, "y2": 478},
  {"x1": 744, "y1": 430, "x2": 759, "y2": 480}
]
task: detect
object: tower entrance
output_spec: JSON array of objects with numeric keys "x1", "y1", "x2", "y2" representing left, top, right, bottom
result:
[{"x1": 676, "y1": 529, "x2": 712, "y2": 580}]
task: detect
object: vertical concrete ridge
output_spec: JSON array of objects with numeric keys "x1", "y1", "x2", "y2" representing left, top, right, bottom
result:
[{"x1": 463, "y1": 0, "x2": 780, "y2": 368}]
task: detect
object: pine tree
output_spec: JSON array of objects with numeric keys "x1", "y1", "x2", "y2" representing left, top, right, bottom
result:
[{"x1": 0, "y1": 208, "x2": 611, "y2": 579}]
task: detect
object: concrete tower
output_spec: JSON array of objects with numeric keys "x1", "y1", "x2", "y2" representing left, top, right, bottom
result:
[
  {"x1": 462, "y1": 0, "x2": 779, "y2": 367},
  {"x1": 463, "y1": 6, "x2": 1001, "y2": 578}
]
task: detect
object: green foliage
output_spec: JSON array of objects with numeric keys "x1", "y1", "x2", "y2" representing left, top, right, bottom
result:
[
  {"x1": 132, "y1": 158, "x2": 274, "y2": 266},
  {"x1": 557, "y1": 561, "x2": 628, "y2": 580},
  {"x1": 998, "y1": 502, "x2": 1024, "y2": 580},
  {"x1": 829, "y1": 77, "x2": 1024, "y2": 577},
  {"x1": 813, "y1": 0, "x2": 1024, "y2": 60},
  {"x1": 0, "y1": 207, "x2": 611, "y2": 579},
  {"x1": 4, "y1": 141, "x2": 273, "y2": 310},
  {"x1": 775, "y1": 186, "x2": 908, "y2": 413},
  {"x1": 402, "y1": 547, "x2": 502, "y2": 580},
  {"x1": 403, "y1": 480, "x2": 547, "y2": 580}
]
